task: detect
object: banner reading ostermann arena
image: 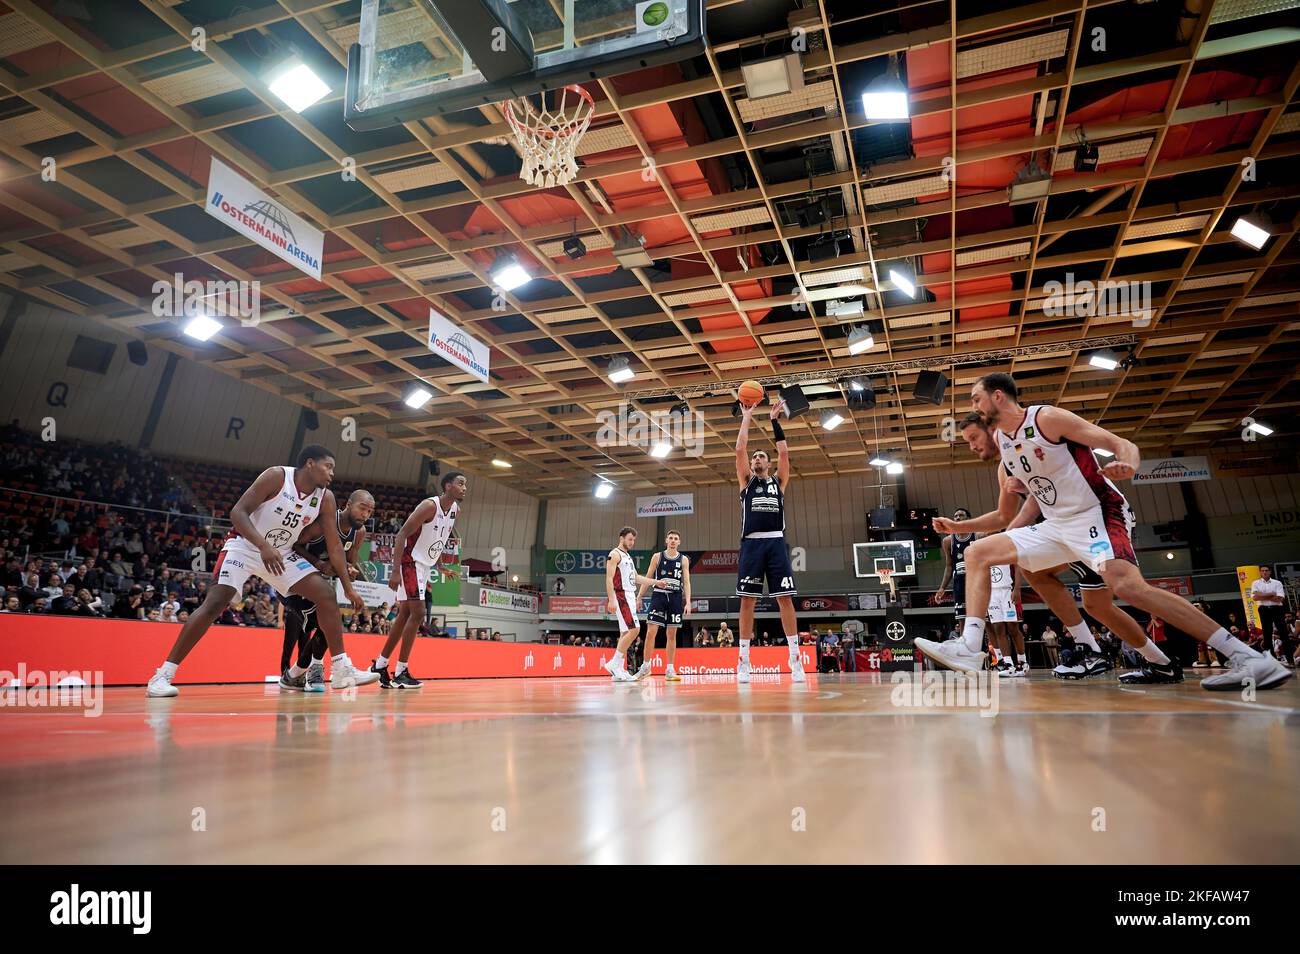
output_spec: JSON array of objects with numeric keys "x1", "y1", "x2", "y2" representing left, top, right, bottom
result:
[{"x1": 205, "y1": 157, "x2": 323, "y2": 279}]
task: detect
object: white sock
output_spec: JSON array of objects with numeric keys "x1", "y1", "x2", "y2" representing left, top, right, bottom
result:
[
  {"x1": 332, "y1": 652, "x2": 351, "y2": 668},
  {"x1": 311, "y1": 656, "x2": 324, "y2": 667},
  {"x1": 1067, "y1": 622, "x2": 1099, "y2": 652},
  {"x1": 1136, "y1": 639, "x2": 1171, "y2": 665},
  {"x1": 395, "y1": 661, "x2": 408, "y2": 676},
  {"x1": 159, "y1": 661, "x2": 177, "y2": 679},
  {"x1": 1207, "y1": 629, "x2": 1258, "y2": 658},
  {"x1": 288, "y1": 664, "x2": 306, "y2": 678},
  {"x1": 961, "y1": 617, "x2": 986, "y2": 653},
  {"x1": 739, "y1": 639, "x2": 751, "y2": 663},
  {"x1": 612, "y1": 651, "x2": 624, "y2": 668},
  {"x1": 374, "y1": 654, "x2": 388, "y2": 668},
  {"x1": 785, "y1": 634, "x2": 798, "y2": 657}
]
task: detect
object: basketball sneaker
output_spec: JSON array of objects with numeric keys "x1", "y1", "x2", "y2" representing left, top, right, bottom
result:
[
  {"x1": 392, "y1": 670, "x2": 423, "y2": 689},
  {"x1": 331, "y1": 658, "x2": 380, "y2": 689},
  {"x1": 1053, "y1": 652, "x2": 1113, "y2": 680},
  {"x1": 370, "y1": 660, "x2": 393, "y2": 689},
  {"x1": 632, "y1": 661, "x2": 652, "y2": 681},
  {"x1": 1118, "y1": 658, "x2": 1184, "y2": 685},
  {"x1": 279, "y1": 669, "x2": 306, "y2": 691},
  {"x1": 602, "y1": 658, "x2": 635, "y2": 682},
  {"x1": 146, "y1": 667, "x2": 178, "y2": 697},
  {"x1": 995, "y1": 659, "x2": 1016, "y2": 678},
  {"x1": 1199, "y1": 652, "x2": 1292, "y2": 691},
  {"x1": 914, "y1": 637, "x2": 986, "y2": 674},
  {"x1": 790, "y1": 657, "x2": 806, "y2": 683},
  {"x1": 665, "y1": 665, "x2": 681, "y2": 682},
  {"x1": 305, "y1": 662, "x2": 326, "y2": 692},
  {"x1": 737, "y1": 659, "x2": 751, "y2": 683}
]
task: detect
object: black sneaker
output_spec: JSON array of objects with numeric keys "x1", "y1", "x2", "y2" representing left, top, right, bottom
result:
[
  {"x1": 1119, "y1": 658, "x2": 1184, "y2": 685},
  {"x1": 1053, "y1": 650, "x2": 1113, "y2": 680},
  {"x1": 370, "y1": 661, "x2": 393, "y2": 689},
  {"x1": 392, "y1": 670, "x2": 423, "y2": 689},
  {"x1": 279, "y1": 668, "x2": 306, "y2": 691}
]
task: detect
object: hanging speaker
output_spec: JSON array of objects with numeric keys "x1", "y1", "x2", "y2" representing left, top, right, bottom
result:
[
  {"x1": 428, "y1": 460, "x2": 441, "y2": 477},
  {"x1": 126, "y1": 341, "x2": 148, "y2": 366},
  {"x1": 778, "y1": 384, "x2": 810, "y2": 418},
  {"x1": 913, "y1": 370, "x2": 948, "y2": 405},
  {"x1": 303, "y1": 410, "x2": 320, "y2": 430}
]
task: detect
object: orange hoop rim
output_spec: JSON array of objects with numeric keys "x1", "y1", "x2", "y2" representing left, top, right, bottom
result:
[{"x1": 502, "y1": 84, "x2": 595, "y2": 141}]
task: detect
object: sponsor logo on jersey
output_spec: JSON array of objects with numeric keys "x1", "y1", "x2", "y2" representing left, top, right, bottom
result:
[
  {"x1": 226, "y1": 558, "x2": 245, "y2": 570},
  {"x1": 265, "y1": 528, "x2": 293, "y2": 548},
  {"x1": 1013, "y1": 443, "x2": 1023, "y2": 452},
  {"x1": 310, "y1": 496, "x2": 318, "y2": 507},
  {"x1": 739, "y1": 576, "x2": 762, "y2": 585},
  {"x1": 343, "y1": 541, "x2": 352, "y2": 551},
  {"x1": 1028, "y1": 476, "x2": 1057, "y2": 507},
  {"x1": 1034, "y1": 447, "x2": 1045, "y2": 461},
  {"x1": 1024, "y1": 426, "x2": 1035, "y2": 439},
  {"x1": 274, "y1": 506, "x2": 284, "y2": 515}
]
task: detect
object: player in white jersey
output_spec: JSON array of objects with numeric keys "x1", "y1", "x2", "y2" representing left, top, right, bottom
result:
[
  {"x1": 926, "y1": 412, "x2": 1182, "y2": 683},
  {"x1": 374, "y1": 472, "x2": 468, "y2": 688},
  {"x1": 982, "y1": 548, "x2": 1026, "y2": 675},
  {"x1": 921, "y1": 375, "x2": 1290, "y2": 691},
  {"x1": 146, "y1": 445, "x2": 377, "y2": 697},
  {"x1": 603, "y1": 526, "x2": 673, "y2": 682}
]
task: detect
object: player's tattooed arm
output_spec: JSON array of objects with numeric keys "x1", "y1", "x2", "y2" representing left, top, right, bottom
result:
[
  {"x1": 636, "y1": 552, "x2": 660, "y2": 600},
  {"x1": 1039, "y1": 406, "x2": 1139, "y2": 479}
]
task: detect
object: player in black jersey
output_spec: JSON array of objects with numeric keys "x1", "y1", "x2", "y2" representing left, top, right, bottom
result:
[
  {"x1": 734, "y1": 396, "x2": 806, "y2": 684},
  {"x1": 932, "y1": 508, "x2": 973, "y2": 619},
  {"x1": 279, "y1": 489, "x2": 373, "y2": 692},
  {"x1": 633, "y1": 530, "x2": 692, "y2": 681}
]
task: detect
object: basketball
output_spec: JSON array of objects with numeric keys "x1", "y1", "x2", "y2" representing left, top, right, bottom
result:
[{"x1": 737, "y1": 380, "x2": 764, "y2": 407}]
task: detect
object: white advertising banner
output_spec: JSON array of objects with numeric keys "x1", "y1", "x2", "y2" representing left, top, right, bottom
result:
[
  {"x1": 334, "y1": 579, "x2": 393, "y2": 608},
  {"x1": 635, "y1": 493, "x2": 695, "y2": 517},
  {"x1": 1132, "y1": 456, "x2": 1212, "y2": 484},
  {"x1": 478, "y1": 588, "x2": 538, "y2": 614},
  {"x1": 205, "y1": 157, "x2": 324, "y2": 279},
  {"x1": 428, "y1": 307, "x2": 491, "y2": 383}
]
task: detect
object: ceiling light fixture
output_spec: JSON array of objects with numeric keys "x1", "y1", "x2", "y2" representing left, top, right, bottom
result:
[
  {"x1": 403, "y1": 385, "x2": 433, "y2": 409},
  {"x1": 183, "y1": 314, "x2": 222, "y2": 341},
  {"x1": 491, "y1": 459, "x2": 512, "y2": 468},
  {"x1": 1230, "y1": 214, "x2": 1270, "y2": 251},
  {"x1": 885, "y1": 461, "x2": 904, "y2": 475},
  {"x1": 607, "y1": 355, "x2": 635, "y2": 384},
  {"x1": 594, "y1": 481, "x2": 614, "y2": 499},
  {"x1": 741, "y1": 52, "x2": 805, "y2": 100},
  {"x1": 650, "y1": 441, "x2": 673, "y2": 458},
  {"x1": 1008, "y1": 159, "x2": 1052, "y2": 205},
  {"x1": 1245, "y1": 420, "x2": 1274, "y2": 437},
  {"x1": 613, "y1": 231, "x2": 654, "y2": 269},
  {"x1": 847, "y1": 324, "x2": 875, "y2": 355},
  {"x1": 821, "y1": 411, "x2": 845, "y2": 431},
  {"x1": 888, "y1": 267, "x2": 916, "y2": 298},
  {"x1": 267, "y1": 57, "x2": 331, "y2": 113},
  {"x1": 490, "y1": 254, "x2": 531, "y2": 291},
  {"x1": 861, "y1": 56, "x2": 910, "y2": 120},
  {"x1": 1089, "y1": 350, "x2": 1120, "y2": 371}
]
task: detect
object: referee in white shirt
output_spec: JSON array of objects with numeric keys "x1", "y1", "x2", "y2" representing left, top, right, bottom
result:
[{"x1": 1250, "y1": 565, "x2": 1288, "y2": 660}]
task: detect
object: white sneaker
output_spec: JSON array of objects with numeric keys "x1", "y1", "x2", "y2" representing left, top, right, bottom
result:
[
  {"x1": 632, "y1": 661, "x2": 652, "y2": 681},
  {"x1": 789, "y1": 657, "x2": 806, "y2": 683},
  {"x1": 146, "y1": 667, "x2": 178, "y2": 697},
  {"x1": 331, "y1": 658, "x2": 381, "y2": 689},
  {"x1": 602, "y1": 659, "x2": 635, "y2": 682},
  {"x1": 665, "y1": 665, "x2": 681, "y2": 682},
  {"x1": 737, "y1": 659, "x2": 751, "y2": 684},
  {"x1": 914, "y1": 637, "x2": 987, "y2": 674},
  {"x1": 1200, "y1": 652, "x2": 1292, "y2": 692}
]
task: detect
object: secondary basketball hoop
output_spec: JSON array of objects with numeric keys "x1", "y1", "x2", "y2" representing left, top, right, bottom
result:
[{"x1": 503, "y1": 85, "x2": 594, "y2": 188}]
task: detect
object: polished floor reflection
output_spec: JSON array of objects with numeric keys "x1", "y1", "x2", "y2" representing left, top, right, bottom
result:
[{"x1": 1, "y1": 672, "x2": 1296, "y2": 864}]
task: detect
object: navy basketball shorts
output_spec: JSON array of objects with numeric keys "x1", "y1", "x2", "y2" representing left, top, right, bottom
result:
[
  {"x1": 735, "y1": 537, "x2": 797, "y2": 598},
  {"x1": 647, "y1": 591, "x2": 683, "y2": 627}
]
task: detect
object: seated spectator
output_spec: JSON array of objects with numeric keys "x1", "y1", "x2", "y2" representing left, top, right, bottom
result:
[
  {"x1": 75, "y1": 589, "x2": 103, "y2": 617},
  {"x1": 43, "y1": 573, "x2": 65, "y2": 600},
  {"x1": 3, "y1": 595, "x2": 21, "y2": 613},
  {"x1": 19, "y1": 572, "x2": 43, "y2": 609},
  {"x1": 147, "y1": 608, "x2": 162, "y2": 622},
  {"x1": 253, "y1": 594, "x2": 276, "y2": 627},
  {"x1": 218, "y1": 602, "x2": 244, "y2": 626},
  {"x1": 160, "y1": 594, "x2": 181, "y2": 623},
  {"x1": 114, "y1": 586, "x2": 147, "y2": 620},
  {"x1": 50, "y1": 584, "x2": 80, "y2": 615},
  {"x1": 29, "y1": 597, "x2": 49, "y2": 614},
  {"x1": 177, "y1": 609, "x2": 189, "y2": 623}
]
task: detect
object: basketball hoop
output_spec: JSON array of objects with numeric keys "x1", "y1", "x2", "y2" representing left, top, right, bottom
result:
[
  {"x1": 879, "y1": 568, "x2": 896, "y2": 601},
  {"x1": 503, "y1": 85, "x2": 595, "y2": 188}
]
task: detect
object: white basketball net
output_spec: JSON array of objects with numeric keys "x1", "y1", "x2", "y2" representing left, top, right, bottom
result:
[
  {"x1": 504, "y1": 85, "x2": 595, "y2": 188},
  {"x1": 879, "y1": 569, "x2": 896, "y2": 597}
]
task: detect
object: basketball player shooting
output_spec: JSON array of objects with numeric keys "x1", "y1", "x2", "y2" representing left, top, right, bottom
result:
[
  {"x1": 633, "y1": 530, "x2": 692, "y2": 681},
  {"x1": 921, "y1": 373, "x2": 1291, "y2": 691},
  {"x1": 146, "y1": 446, "x2": 378, "y2": 696},
  {"x1": 602, "y1": 526, "x2": 673, "y2": 682},
  {"x1": 377, "y1": 472, "x2": 467, "y2": 689},
  {"x1": 734, "y1": 396, "x2": 806, "y2": 685},
  {"x1": 279, "y1": 489, "x2": 375, "y2": 692}
]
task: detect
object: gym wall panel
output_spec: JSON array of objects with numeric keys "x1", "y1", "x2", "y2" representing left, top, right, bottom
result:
[
  {"x1": 327, "y1": 422, "x2": 427, "y2": 488},
  {"x1": 1194, "y1": 473, "x2": 1300, "y2": 518},
  {"x1": 906, "y1": 465, "x2": 1000, "y2": 518},
  {"x1": 454, "y1": 475, "x2": 538, "y2": 555},
  {"x1": 0, "y1": 300, "x2": 167, "y2": 446},
  {"x1": 148, "y1": 356, "x2": 298, "y2": 468},
  {"x1": 545, "y1": 489, "x2": 656, "y2": 548},
  {"x1": 1127, "y1": 482, "x2": 1187, "y2": 523}
]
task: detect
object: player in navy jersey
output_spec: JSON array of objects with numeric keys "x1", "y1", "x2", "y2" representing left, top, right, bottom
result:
[
  {"x1": 602, "y1": 526, "x2": 674, "y2": 681},
  {"x1": 733, "y1": 396, "x2": 806, "y2": 684},
  {"x1": 633, "y1": 530, "x2": 691, "y2": 681},
  {"x1": 932, "y1": 508, "x2": 974, "y2": 619},
  {"x1": 278, "y1": 489, "x2": 374, "y2": 692}
]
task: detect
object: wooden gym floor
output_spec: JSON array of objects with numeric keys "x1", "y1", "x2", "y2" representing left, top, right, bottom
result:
[{"x1": 1, "y1": 671, "x2": 1296, "y2": 864}]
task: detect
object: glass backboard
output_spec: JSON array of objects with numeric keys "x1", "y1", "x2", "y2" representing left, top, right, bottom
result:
[
  {"x1": 852, "y1": 540, "x2": 916, "y2": 580},
  {"x1": 346, "y1": 0, "x2": 706, "y2": 128}
]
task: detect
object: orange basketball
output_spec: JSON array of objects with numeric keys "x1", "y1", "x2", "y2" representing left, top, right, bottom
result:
[{"x1": 737, "y1": 380, "x2": 764, "y2": 408}]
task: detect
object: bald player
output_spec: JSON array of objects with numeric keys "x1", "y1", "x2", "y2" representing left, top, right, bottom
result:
[{"x1": 279, "y1": 489, "x2": 375, "y2": 691}]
